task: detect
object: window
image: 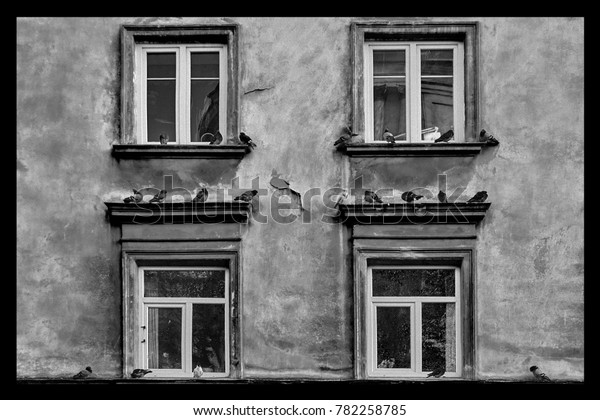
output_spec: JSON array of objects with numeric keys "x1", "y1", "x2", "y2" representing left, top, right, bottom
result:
[
  {"x1": 351, "y1": 22, "x2": 479, "y2": 145},
  {"x1": 366, "y1": 266, "x2": 461, "y2": 378},
  {"x1": 364, "y1": 42, "x2": 464, "y2": 142},
  {"x1": 139, "y1": 267, "x2": 230, "y2": 378},
  {"x1": 136, "y1": 44, "x2": 227, "y2": 144}
]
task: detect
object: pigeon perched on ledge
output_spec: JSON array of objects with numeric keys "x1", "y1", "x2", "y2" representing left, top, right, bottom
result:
[
  {"x1": 210, "y1": 131, "x2": 224, "y2": 145},
  {"x1": 149, "y1": 189, "x2": 167, "y2": 203},
  {"x1": 239, "y1": 132, "x2": 257, "y2": 149},
  {"x1": 529, "y1": 366, "x2": 552, "y2": 382},
  {"x1": 131, "y1": 369, "x2": 153, "y2": 378},
  {"x1": 193, "y1": 186, "x2": 208, "y2": 203},
  {"x1": 401, "y1": 191, "x2": 424, "y2": 203},
  {"x1": 434, "y1": 129, "x2": 454, "y2": 143},
  {"x1": 383, "y1": 128, "x2": 396, "y2": 144},
  {"x1": 467, "y1": 191, "x2": 488, "y2": 203},
  {"x1": 123, "y1": 189, "x2": 143, "y2": 203},
  {"x1": 438, "y1": 190, "x2": 448, "y2": 203},
  {"x1": 334, "y1": 125, "x2": 359, "y2": 147},
  {"x1": 234, "y1": 190, "x2": 258, "y2": 202},
  {"x1": 159, "y1": 133, "x2": 169, "y2": 144},
  {"x1": 73, "y1": 366, "x2": 93, "y2": 379},
  {"x1": 479, "y1": 129, "x2": 500, "y2": 146},
  {"x1": 364, "y1": 190, "x2": 383, "y2": 204},
  {"x1": 427, "y1": 367, "x2": 445, "y2": 378}
]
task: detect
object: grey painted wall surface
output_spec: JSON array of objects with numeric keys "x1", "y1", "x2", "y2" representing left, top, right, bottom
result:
[{"x1": 16, "y1": 17, "x2": 584, "y2": 380}]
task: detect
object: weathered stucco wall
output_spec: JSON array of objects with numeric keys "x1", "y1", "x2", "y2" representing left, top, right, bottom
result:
[{"x1": 16, "y1": 17, "x2": 583, "y2": 380}]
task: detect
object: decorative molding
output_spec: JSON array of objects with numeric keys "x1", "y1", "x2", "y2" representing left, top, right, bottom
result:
[
  {"x1": 338, "y1": 142, "x2": 486, "y2": 157},
  {"x1": 338, "y1": 202, "x2": 491, "y2": 225},
  {"x1": 111, "y1": 144, "x2": 251, "y2": 159},
  {"x1": 104, "y1": 201, "x2": 251, "y2": 224}
]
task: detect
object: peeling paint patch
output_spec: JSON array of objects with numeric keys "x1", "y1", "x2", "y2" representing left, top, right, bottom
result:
[{"x1": 17, "y1": 159, "x2": 28, "y2": 172}]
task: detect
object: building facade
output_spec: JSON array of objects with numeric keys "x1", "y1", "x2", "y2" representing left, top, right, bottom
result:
[{"x1": 16, "y1": 17, "x2": 584, "y2": 381}]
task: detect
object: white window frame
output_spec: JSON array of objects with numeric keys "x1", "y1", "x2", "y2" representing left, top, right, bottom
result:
[
  {"x1": 135, "y1": 44, "x2": 228, "y2": 144},
  {"x1": 138, "y1": 266, "x2": 230, "y2": 378},
  {"x1": 364, "y1": 41, "x2": 464, "y2": 143},
  {"x1": 366, "y1": 265, "x2": 462, "y2": 378}
]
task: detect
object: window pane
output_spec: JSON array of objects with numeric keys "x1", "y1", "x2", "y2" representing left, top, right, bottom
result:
[
  {"x1": 191, "y1": 80, "x2": 220, "y2": 142},
  {"x1": 147, "y1": 307, "x2": 182, "y2": 369},
  {"x1": 191, "y1": 52, "x2": 219, "y2": 78},
  {"x1": 421, "y1": 77, "x2": 453, "y2": 140},
  {"x1": 192, "y1": 304, "x2": 226, "y2": 373},
  {"x1": 147, "y1": 52, "x2": 176, "y2": 79},
  {"x1": 372, "y1": 269, "x2": 455, "y2": 297},
  {"x1": 422, "y1": 303, "x2": 456, "y2": 372},
  {"x1": 374, "y1": 50, "x2": 405, "y2": 76},
  {"x1": 421, "y1": 49, "x2": 453, "y2": 76},
  {"x1": 373, "y1": 79, "x2": 406, "y2": 141},
  {"x1": 376, "y1": 306, "x2": 411, "y2": 369},
  {"x1": 147, "y1": 80, "x2": 176, "y2": 142},
  {"x1": 144, "y1": 270, "x2": 225, "y2": 298}
]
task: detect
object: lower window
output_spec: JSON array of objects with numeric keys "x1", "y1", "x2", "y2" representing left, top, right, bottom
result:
[
  {"x1": 139, "y1": 267, "x2": 229, "y2": 378},
  {"x1": 367, "y1": 266, "x2": 461, "y2": 378}
]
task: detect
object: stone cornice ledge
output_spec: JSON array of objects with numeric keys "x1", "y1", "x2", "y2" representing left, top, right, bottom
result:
[
  {"x1": 112, "y1": 144, "x2": 251, "y2": 159},
  {"x1": 339, "y1": 142, "x2": 486, "y2": 157},
  {"x1": 338, "y1": 202, "x2": 491, "y2": 225},
  {"x1": 105, "y1": 202, "x2": 251, "y2": 224}
]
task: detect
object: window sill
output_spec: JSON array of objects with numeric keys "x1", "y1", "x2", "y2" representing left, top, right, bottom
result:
[
  {"x1": 337, "y1": 142, "x2": 487, "y2": 157},
  {"x1": 104, "y1": 201, "x2": 251, "y2": 224},
  {"x1": 112, "y1": 144, "x2": 251, "y2": 160},
  {"x1": 338, "y1": 202, "x2": 491, "y2": 225}
]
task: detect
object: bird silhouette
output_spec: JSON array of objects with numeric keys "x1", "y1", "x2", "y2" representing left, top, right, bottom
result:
[
  {"x1": 149, "y1": 189, "x2": 167, "y2": 203},
  {"x1": 364, "y1": 190, "x2": 383, "y2": 204},
  {"x1": 131, "y1": 369, "x2": 152, "y2": 378},
  {"x1": 193, "y1": 365, "x2": 204, "y2": 378},
  {"x1": 467, "y1": 191, "x2": 488, "y2": 203},
  {"x1": 427, "y1": 367, "x2": 445, "y2": 378},
  {"x1": 234, "y1": 190, "x2": 258, "y2": 202},
  {"x1": 334, "y1": 125, "x2": 359, "y2": 147},
  {"x1": 479, "y1": 129, "x2": 500, "y2": 146},
  {"x1": 159, "y1": 133, "x2": 169, "y2": 144},
  {"x1": 383, "y1": 128, "x2": 396, "y2": 144},
  {"x1": 434, "y1": 129, "x2": 454, "y2": 143},
  {"x1": 239, "y1": 132, "x2": 257, "y2": 149},
  {"x1": 210, "y1": 131, "x2": 224, "y2": 145},
  {"x1": 193, "y1": 186, "x2": 208, "y2": 203},
  {"x1": 401, "y1": 191, "x2": 424, "y2": 202},
  {"x1": 529, "y1": 366, "x2": 552, "y2": 382},
  {"x1": 438, "y1": 190, "x2": 448, "y2": 203},
  {"x1": 123, "y1": 189, "x2": 143, "y2": 203},
  {"x1": 73, "y1": 366, "x2": 93, "y2": 379},
  {"x1": 334, "y1": 190, "x2": 348, "y2": 208}
]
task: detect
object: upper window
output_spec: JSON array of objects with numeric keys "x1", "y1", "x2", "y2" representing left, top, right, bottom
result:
[
  {"x1": 351, "y1": 22, "x2": 479, "y2": 145},
  {"x1": 136, "y1": 44, "x2": 227, "y2": 144},
  {"x1": 364, "y1": 42, "x2": 464, "y2": 143},
  {"x1": 120, "y1": 25, "x2": 239, "y2": 146}
]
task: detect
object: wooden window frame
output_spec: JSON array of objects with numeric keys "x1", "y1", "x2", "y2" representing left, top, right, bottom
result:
[
  {"x1": 136, "y1": 44, "x2": 228, "y2": 144},
  {"x1": 351, "y1": 21, "x2": 479, "y2": 144},
  {"x1": 364, "y1": 41, "x2": 465, "y2": 143},
  {"x1": 138, "y1": 266, "x2": 230, "y2": 378},
  {"x1": 366, "y1": 265, "x2": 462, "y2": 378},
  {"x1": 122, "y1": 246, "x2": 241, "y2": 380},
  {"x1": 354, "y1": 246, "x2": 475, "y2": 380},
  {"x1": 120, "y1": 25, "x2": 239, "y2": 146}
]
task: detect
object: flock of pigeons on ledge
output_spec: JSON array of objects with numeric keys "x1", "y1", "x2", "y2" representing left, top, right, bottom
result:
[{"x1": 70, "y1": 365, "x2": 552, "y2": 382}]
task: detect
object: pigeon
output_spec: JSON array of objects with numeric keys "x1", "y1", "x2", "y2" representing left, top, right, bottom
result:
[
  {"x1": 239, "y1": 132, "x2": 257, "y2": 149},
  {"x1": 149, "y1": 189, "x2": 167, "y2": 203},
  {"x1": 234, "y1": 190, "x2": 258, "y2": 202},
  {"x1": 123, "y1": 189, "x2": 143, "y2": 203},
  {"x1": 529, "y1": 365, "x2": 552, "y2": 382},
  {"x1": 427, "y1": 367, "x2": 446, "y2": 378},
  {"x1": 193, "y1": 186, "x2": 208, "y2": 203},
  {"x1": 270, "y1": 176, "x2": 290, "y2": 190},
  {"x1": 334, "y1": 125, "x2": 359, "y2": 147},
  {"x1": 333, "y1": 190, "x2": 348, "y2": 208},
  {"x1": 73, "y1": 366, "x2": 93, "y2": 379},
  {"x1": 364, "y1": 190, "x2": 383, "y2": 204},
  {"x1": 383, "y1": 128, "x2": 396, "y2": 144},
  {"x1": 159, "y1": 133, "x2": 169, "y2": 144},
  {"x1": 434, "y1": 129, "x2": 454, "y2": 143},
  {"x1": 193, "y1": 365, "x2": 204, "y2": 378},
  {"x1": 210, "y1": 131, "x2": 224, "y2": 145},
  {"x1": 467, "y1": 191, "x2": 488, "y2": 203},
  {"x1": 401, "y1": 191, "x2": 424, "y2": 202},
  {"x1": 438, "y1": 190, "x2": 448, "y2": 203},
  {"x1": 131, "y1": 368, "x2": 152, "y2": 378},
  {"x1": 479, "y1": 129, "x2": 500, "y2": 146}
]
